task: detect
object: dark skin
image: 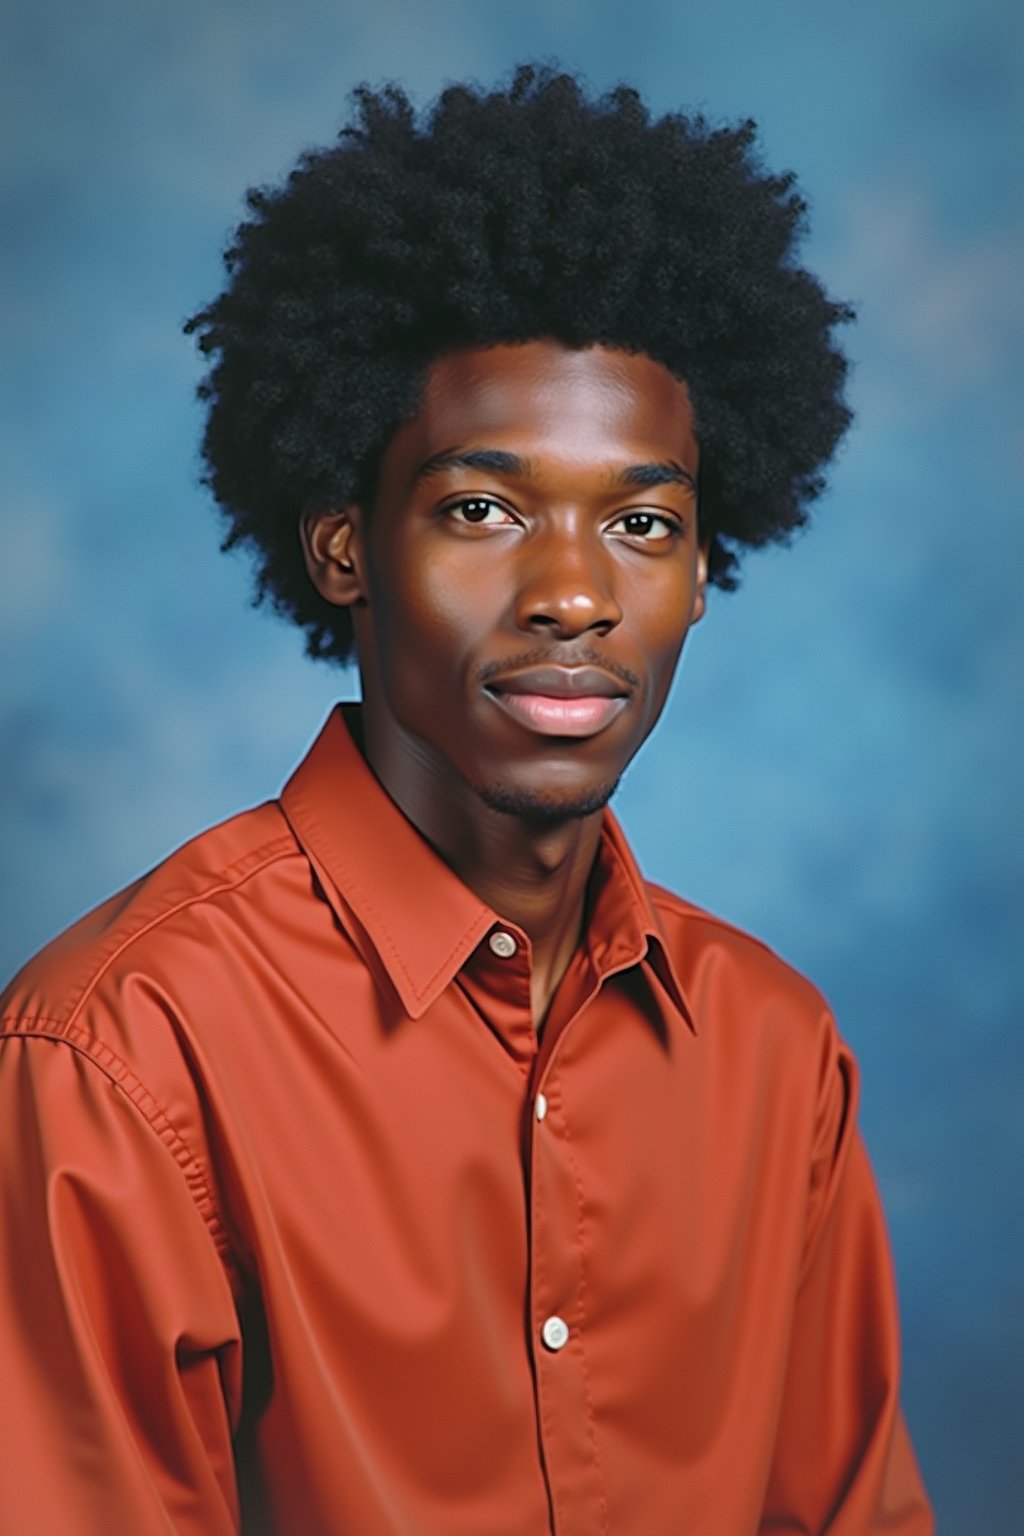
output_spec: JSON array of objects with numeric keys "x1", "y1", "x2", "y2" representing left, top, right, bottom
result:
[{"x1": 301, "y1": 341, "x2": 708, "y2": 1029}]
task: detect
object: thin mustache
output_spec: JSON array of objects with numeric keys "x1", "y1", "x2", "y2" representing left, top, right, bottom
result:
[{"x1": 477, "y1": 648, "x2": 641, "y2": 692}]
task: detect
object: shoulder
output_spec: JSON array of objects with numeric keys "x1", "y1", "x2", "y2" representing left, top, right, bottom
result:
[
  {"x1": 648, "y1": 884, "x2": 857, "y2": 1165},
  {"x1": 648, "y1": 880, "x2": 839, "y2": 1049},
  {"x1": 0, "y1": 804, "x2": 295, "y2": 1281},
  {"x1": 1, "y1": 800, "x2": 297, "y2": 1046}
]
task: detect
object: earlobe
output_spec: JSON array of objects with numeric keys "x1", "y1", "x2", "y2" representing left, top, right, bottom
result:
[
  {"x1": 691, "y1": 539, "x2": 710, "y2": 625},
  {"x1": 300, "y1": 506, "x2": 366, "y2": 607}
]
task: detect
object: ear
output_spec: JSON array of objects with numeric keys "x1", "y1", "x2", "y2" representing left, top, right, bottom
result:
[
  {"x1": 299, "y1": 505, "x2": 366, "y2": 608},
  {"x1": 690, "y1": 535, "x2": 711, "y2": 625}
]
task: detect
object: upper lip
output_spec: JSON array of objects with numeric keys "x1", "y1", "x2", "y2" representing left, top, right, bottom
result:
[{"x1": 485, "y1": 666, "x2": 630, "y2": 699}]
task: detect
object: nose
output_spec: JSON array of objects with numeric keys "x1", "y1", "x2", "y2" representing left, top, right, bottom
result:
[{"x1": 513, "y1": 524, "x2": 623, "y2": 640}]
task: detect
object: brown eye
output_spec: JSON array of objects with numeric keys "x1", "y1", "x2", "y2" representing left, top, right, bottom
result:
[
  {"x1": 447, "y1": 498, "x2": 517, "y2": 527},
  {"x1": 609, "y1": 510, "x2": 677, "y2": 542},
  {"x1": 462, "y1": 500, "x2": 496, "y2": 522}
]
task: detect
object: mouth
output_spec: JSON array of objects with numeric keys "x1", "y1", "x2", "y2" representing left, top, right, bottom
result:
[{"x1": 484, "y1": 666, "x2": 631, "y2": 739}]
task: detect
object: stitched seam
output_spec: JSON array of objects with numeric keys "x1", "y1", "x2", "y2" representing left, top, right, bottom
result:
[
  {"x1": 558, "y1": 1090, "x2": 612, "y2": 1536},
  {"x1": 289, "y1": 803, "x2": 487, "y2": 1005},
  {"x1": 345, "y1": 877, "x2": 483, "y2": 1002},
  {"x1": 605, "y1": 832, "x2": 653, "y2": 916},
  {"x1": 2, "y1": 1023, "x2": 238, "y2": 1279},
  {"x1": 649, "y1": 888, "x2": 807, "y2": 969},
  {"x1": 58, "y1": 836, "x2": 295, "y2": 1031},
  {"x1": 530, "y1": 1106, "x2": 561, "y2": 1530}
]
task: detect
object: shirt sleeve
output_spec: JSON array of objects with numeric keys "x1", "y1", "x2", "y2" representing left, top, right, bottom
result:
[
  {"x1": 760, "y1": 1032, "x2": 934, "y2": 1534},
  {"x1": 0, "y1": 1031, "x2": 244, "y2": 1536}
]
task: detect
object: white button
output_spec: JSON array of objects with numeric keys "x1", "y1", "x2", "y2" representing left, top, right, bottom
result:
[
  {"x1": 535, "y1": 1093, "x2": 548, "y2": 1122},
  {"x1": 488, "y1": 930, "x2": 517, "y2": 959},
  {"x1": 541, "y1": 1315, "x2": 569, "y2": 1352}
]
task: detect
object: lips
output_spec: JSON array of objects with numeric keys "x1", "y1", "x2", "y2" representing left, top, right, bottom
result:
[
  {"x1": 486, "y1": 666, "x2": 628, "y2": 699},
  {"x1": 484, "y1": 666, "x2": 631, "y2": 738}
]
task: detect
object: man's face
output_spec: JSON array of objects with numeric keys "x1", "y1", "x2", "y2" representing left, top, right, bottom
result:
[{"x1": 311, "y1": 339, "x2": 707, "y2": 821}]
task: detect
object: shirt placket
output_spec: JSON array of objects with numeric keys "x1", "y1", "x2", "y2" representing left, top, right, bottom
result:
[
  {"x1": 460, "y1": 927, "x2": 611, "y2": 1535},
  {"x1": 457, "y1": 924, "x2": 537, "y2": 1067},
  {"x1": 529, "y1": 1053, "x2": 610, "y2": 1536}
]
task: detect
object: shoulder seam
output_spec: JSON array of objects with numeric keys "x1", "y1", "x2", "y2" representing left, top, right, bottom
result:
[
  {"x1": 648, "y1": 886, "x2": 781, "y2": 955},
  {"x1": 0, "y1": 1023, "x2": 240, "y2": 1283},
  {"x1": 68, "y1": 833, "x2": 295, "y2": 1032},
  {"x1": 647, "y1": 886, "x2": 831, "y2": 1005},
  {"x1": 2, "y1": 832, "x2": 296, "y2": 1036}
]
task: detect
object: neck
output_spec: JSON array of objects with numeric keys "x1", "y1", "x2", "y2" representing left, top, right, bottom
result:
[{"x1": 355, "y1": 710, "x2": 604, "y2": 1028}]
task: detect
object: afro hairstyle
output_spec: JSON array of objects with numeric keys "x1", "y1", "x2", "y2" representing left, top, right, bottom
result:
[{"x1": 186, "y1": 64, "x2": 854, "y2": 664}]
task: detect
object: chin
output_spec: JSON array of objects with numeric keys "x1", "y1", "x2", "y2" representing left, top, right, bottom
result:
[{"x1": 473, "y1": 775, "x2": 621, "y2": 824}]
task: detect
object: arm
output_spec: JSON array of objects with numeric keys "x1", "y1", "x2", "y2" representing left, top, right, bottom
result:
[
  {"x1": 0, "y1": 1032, "x2": 243, "y2": 1536},
  {"x1": 760, "y1": 1038, "x2": 934, "y2": 1534}
]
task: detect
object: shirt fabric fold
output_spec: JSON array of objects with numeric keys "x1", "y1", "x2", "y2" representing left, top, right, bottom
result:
[{"x1": 0, "y1": 704, "x2": 933, "y2": 1534}]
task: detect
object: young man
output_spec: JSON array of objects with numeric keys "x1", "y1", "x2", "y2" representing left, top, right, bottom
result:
[{"x1": 0, "y1": 68, "x2": 933, "y2": 1534}]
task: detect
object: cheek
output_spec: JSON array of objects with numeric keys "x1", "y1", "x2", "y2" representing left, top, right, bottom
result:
[
  {"x1": 371, "y1": 544, "x2": 496, "y2": 680},
  {"x1": 630, "y1": 577, "x2": 698, "y2": 711},
  {"x1": 634, "y1": 565, "x2": 697, "y2": 653}
]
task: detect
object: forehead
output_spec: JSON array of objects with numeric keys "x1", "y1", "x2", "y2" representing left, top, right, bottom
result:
[{"x1": 384, "y1": 340, "x2": 698, "y2": 477}]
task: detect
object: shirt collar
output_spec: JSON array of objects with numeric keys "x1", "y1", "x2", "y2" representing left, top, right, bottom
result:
[
  {"x1": 280, "y1": 705, "x2": 694, "y2": 1031},
  {"x1": 585, "y1": 809, "x2": 695, "y2": 1031}
]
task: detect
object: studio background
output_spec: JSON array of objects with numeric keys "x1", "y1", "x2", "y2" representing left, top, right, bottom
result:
[{"x1": 2, "y1": 1, "x2": 1021, "y2": 1529}]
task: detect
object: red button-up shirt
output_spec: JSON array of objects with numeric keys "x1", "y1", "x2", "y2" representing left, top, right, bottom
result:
[{"x1": 0, "y1": 706, "x2": 932, "y2": 1534}]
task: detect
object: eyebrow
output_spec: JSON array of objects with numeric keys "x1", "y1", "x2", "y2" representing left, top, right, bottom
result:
[
  {"x1": 413, "y1": 447, "x2": 697, "y2": 493},
  {"x1": 413, "y1": 448, "x2": 534, "y2": 484},
  {"x1": 614, "y1": 460, "x2": 697, "y2": 492}
]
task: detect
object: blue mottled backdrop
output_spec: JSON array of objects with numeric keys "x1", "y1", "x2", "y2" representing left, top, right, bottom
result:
[{"x1": 2, "y1": 1, "x2": 1021, "y2": 1528}]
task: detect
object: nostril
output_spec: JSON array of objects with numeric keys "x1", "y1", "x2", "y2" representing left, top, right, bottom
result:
[{"x1": 516, "y1": 572, "x2": 623, "y2": 638}]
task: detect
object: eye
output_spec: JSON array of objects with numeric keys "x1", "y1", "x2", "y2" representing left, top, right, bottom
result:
[
  {"x1": 445, "y1": 497, "x2": 518, "y2": 528},
  {"x1": 607, "y1": 510, "x2": 680, "y2": 543}
]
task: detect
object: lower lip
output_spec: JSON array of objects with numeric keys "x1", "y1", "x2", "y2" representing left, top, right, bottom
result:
[{"x1": 488, "y1": 691, "x2": 628, "y2": 737}]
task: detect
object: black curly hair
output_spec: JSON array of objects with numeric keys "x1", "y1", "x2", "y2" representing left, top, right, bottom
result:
[{"x1": 186, "y1": 64, "x2": 854, "y2": 664}]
